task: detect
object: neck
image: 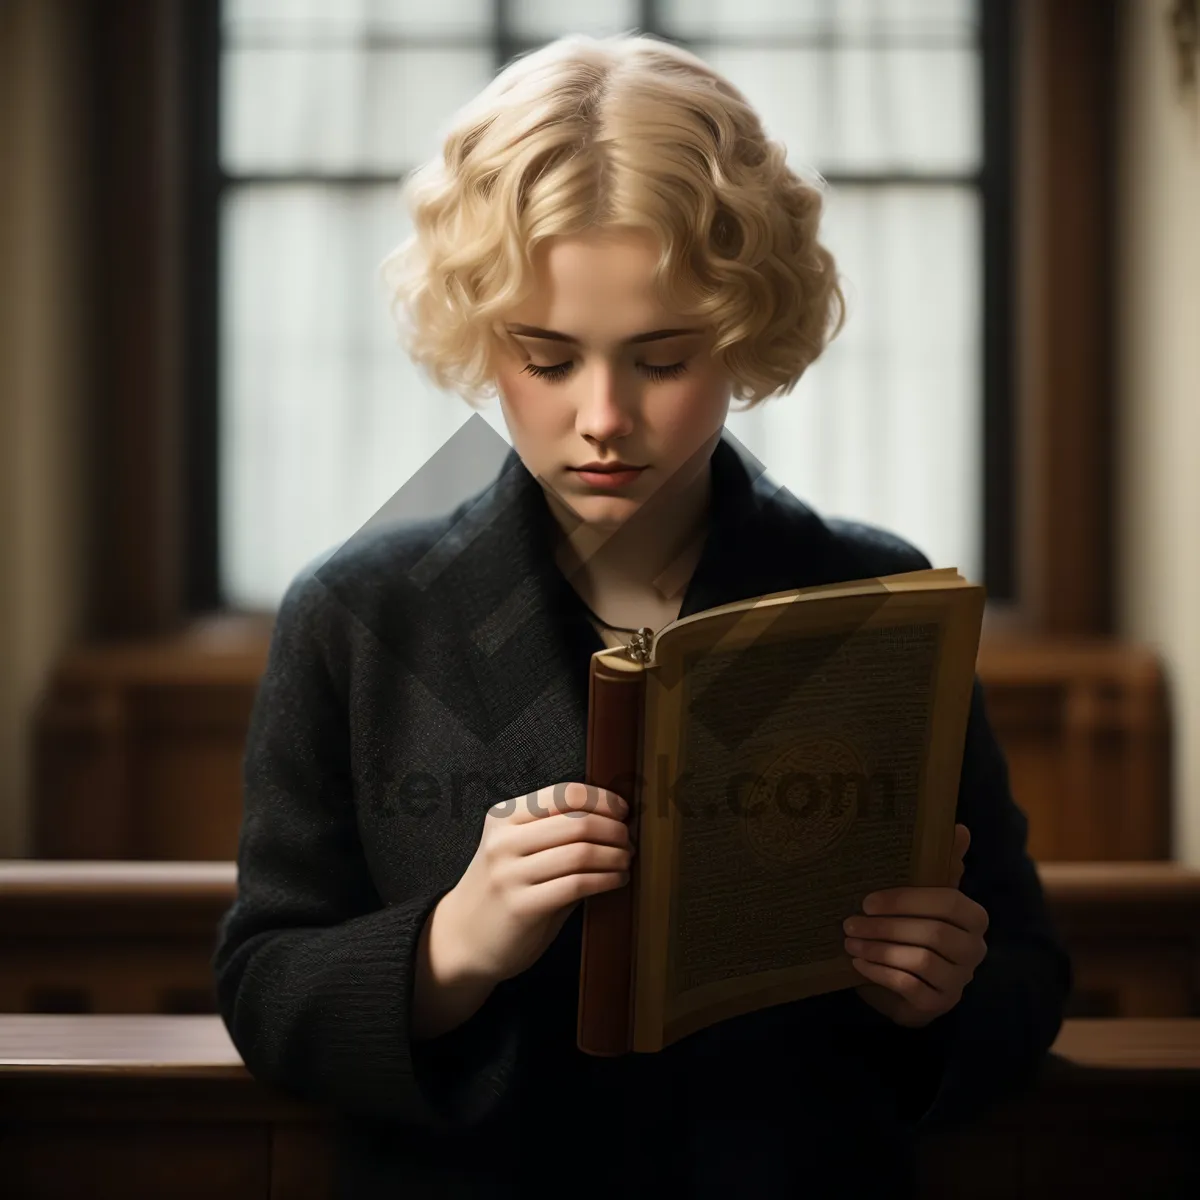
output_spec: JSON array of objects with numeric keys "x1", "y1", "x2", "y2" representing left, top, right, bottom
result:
[{"x1": 547, "y1": 450, "x2": 714, "y2": 612}]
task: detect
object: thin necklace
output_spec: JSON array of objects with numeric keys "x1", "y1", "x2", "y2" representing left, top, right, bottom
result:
[
  {"x1": 575, "y1": 595, "x2": 662, "y2": 665},
  {"x1": 576, "y1": 594, "x2": 642, "y2": 634}
]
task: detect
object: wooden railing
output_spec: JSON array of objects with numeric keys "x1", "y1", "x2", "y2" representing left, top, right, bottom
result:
[
  {"x1": 0, "y1": 1014, "x2": 1196, "y2": 1199},
  {"x1": 1, "y1": 858, "x2": 1197, "y2": 1195},
  {"x1": 3, "y1": 859, "x2": 1198, "y2": 1019}
]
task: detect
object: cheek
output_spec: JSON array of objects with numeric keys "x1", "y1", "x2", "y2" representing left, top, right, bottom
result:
[
  {"x1": 495, "y1": 368, "x2": 542, "y2": 426},
  {"x1": 655, "y1": 374, "x2": 729, "y2": 431}
]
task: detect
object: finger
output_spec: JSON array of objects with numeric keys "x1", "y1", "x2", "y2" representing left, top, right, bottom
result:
[
  {"x1": 844, "y1": 916, "x2": 977, "y2": 967},
  {"x1": 951, "y1": 824, "x2": 970, "y2": 888},
  {"x1": 542, "y1": 783, "x2": 628, "y2": 819},
  {"x1": 849, "y1": 955, "x2": 948, "y2": 1011},
  {"x1": 524, "y1": 868, "x2": 630, "y2": 914},
  {"x1": 517, "y1": 810, "x2": 635, "y2": 856},
  {"x1": 955, "y1": 823, "x2": 970, "y2": 859},
  {"x1": 950, "y1": 852, "x2": 964, "y2": 890},
  {"x1": 517, "y1": 840, "x2": 632, "y2": 887},
  {"x1": 499, "y1": 783, "x2": 628, "y2": 824},
  {"x1": 859, "y1": 887, "x2": 987, "y2": 933},
  {"x1": 849, "y1": 939, "x2": 959, "y2": 994}
]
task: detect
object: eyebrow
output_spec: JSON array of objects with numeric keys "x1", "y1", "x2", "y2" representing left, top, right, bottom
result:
[{"x1": 505, "y1": 324, "x2": 703, "y2": 345}]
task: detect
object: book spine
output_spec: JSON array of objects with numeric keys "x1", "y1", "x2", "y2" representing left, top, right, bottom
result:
[{"x1": 576, "y1": 655, "x2": 645, "y2": 1056}]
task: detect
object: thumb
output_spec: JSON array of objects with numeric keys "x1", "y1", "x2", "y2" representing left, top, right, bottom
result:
[{"x1": 950, "y1": 823, "x2": 970, "y2": 888}]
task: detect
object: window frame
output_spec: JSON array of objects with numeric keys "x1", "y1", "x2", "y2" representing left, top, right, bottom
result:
[{"x1": 97, "y1": 0, "x2": 1109, "y2": 638}]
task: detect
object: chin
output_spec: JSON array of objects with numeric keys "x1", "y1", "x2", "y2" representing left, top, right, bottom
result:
[{"x1": 567, "y1": 495, "x2": 641, "y2": 527}]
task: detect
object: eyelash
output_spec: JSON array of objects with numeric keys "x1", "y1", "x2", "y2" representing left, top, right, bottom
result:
[{"x1": 521, "y1": 360, "x2": 689, "y2": 384}]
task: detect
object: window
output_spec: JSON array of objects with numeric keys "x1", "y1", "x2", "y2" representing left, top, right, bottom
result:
[{"x1": 211, "y1": 0, "x2": 1008, "y2": 610}]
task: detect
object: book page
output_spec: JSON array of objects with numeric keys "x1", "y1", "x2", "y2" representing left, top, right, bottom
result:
[
  {"x1": 669, "y1": 621, "x2": 940, "y2": 991},
  {"x1": 658, "y1": 569, "x2": 965, "y2": 643}
]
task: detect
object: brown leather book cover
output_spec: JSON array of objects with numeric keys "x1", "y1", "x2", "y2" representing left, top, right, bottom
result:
[
  {"x1": 576, "y1": 569, "x2": 985, "y2": 1055},
  {"x1": 575, "y1": 654, "x2": 646, "y2": 1056}
]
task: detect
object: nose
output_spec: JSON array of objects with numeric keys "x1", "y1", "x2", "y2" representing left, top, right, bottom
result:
[{"x1": 575, "y1": 361, "x2": 636, "y2": 445}]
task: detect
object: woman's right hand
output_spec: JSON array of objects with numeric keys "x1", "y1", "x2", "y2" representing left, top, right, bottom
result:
[{"x1": 439, "y1": 781, "x2": 635, "y2": 985}]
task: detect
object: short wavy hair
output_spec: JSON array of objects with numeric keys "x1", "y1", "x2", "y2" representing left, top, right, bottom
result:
[{"x1": 381, "y1": 32, "x2": 846, "y2": 410}]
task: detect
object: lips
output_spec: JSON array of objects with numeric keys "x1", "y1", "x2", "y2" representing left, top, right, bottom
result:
[{"x1": 571, "y1": 465, "x2": 646, "y2": 488}]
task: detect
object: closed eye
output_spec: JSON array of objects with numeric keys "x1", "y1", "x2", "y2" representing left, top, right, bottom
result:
[{"x1": 521, "y1": 361, "x2": 689, "y2": 384}]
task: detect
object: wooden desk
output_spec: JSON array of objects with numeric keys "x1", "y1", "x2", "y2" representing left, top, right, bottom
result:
[
  {"x1": 0, "y1": 1015, "x2": 333, "y2": 1199},
  {"x1": 1, "y1": 1017, "x2": 1198, "y2": 1199}
]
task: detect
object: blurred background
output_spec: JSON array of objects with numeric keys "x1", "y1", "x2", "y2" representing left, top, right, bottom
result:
[
  {"x1": 1, "y1": 11, "x2": 1200, "y2": 1193},
  {"x1": 0, "y1": 0, "x2": 1197, "y2": 877}
]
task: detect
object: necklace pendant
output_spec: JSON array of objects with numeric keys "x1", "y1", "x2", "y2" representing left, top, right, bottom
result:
[{"x1": 626, "y1": 626, "x2": 656, "y2": 665}]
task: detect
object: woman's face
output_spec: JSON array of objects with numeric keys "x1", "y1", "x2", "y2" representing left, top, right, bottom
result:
[{"x1": 492, "y1": 228, "x2": 732, "y2": 528}]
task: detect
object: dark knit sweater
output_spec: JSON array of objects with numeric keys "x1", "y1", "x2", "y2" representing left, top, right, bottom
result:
[{"x1": 212, "y1": 429, "x2": 1072, "y2": 1198}]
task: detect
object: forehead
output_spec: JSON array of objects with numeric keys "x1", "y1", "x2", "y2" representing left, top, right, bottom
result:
[{"x1": 517, "y1": 230, "x2": 668, "y2": 319}]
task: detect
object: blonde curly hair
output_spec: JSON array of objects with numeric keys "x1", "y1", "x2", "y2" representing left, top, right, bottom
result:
[{"x1": 381, "y1": 32, "x2": 846, "y2": 410}]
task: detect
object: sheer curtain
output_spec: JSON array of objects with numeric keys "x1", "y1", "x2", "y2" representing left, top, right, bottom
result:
[{"x1": 219, "y1": 0, "x2": 981, "y2": 609}]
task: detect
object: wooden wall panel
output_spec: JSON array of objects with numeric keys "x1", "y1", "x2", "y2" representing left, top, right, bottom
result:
[
  {"x1": 31, "y1": 628, "x2": 1171, "y2": 864},
  {"x1": 977, "y1": 636, "x2": 1170, "y2": 860},
  {"x1": 32, "y1": 626, "x2": 267, "y2": 860},
  {"x1": 1014, "y1": 0, "x2": 1119, "y2": 634}
]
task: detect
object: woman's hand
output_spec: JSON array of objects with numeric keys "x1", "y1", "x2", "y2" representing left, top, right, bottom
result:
[
  {"x1": 845, "y1": 823, "x2": 989, "y2": 1029},
  {"x1": 439, "y1": 782, "x2": 635, "y2": 985}
]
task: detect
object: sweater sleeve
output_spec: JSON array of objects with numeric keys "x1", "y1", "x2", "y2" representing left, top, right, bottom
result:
[
  {"x1": 841, "y1": 676, "x2": 1074, "y2": 1131},
  {"x1": 211, "y1": 566, "x2": 524, "y2": 1132}
]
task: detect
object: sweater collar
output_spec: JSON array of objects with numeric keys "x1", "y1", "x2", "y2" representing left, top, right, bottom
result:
[
  {"x1": 495, "y1": 423, "x2": 845, "y2": 616},
  {"x1": 409, "y1": 419, "x2": 849, "y2": 789}
]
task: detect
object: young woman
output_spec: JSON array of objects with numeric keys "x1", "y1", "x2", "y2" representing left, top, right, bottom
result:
[{"x1": 214, "y1": 32, "x2": 1072, "y2": 1199}]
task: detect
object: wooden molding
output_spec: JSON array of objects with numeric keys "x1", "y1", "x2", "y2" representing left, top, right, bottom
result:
[
  {"x1": 85, "y1": 0, "x2": 191, "y2": 637},
  {"x1": 1014, "y1": 0, "x2": 1119, "y2": 634}
]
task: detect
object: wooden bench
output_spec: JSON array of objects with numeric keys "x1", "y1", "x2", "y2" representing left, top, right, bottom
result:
[
  {"x1": 1039, "y1": 861, "x2": 1200, "y2": 1016},
  {"x1": 0, "y1": 1016, "x2": 1196, "y2": 1199},
  {"x1": 4, "y1": 859, "x2": 1199, "y2": 1018},
  {"x1": 0, "y1": 1014, "x2": 330, "y2": 1199},
  {"x1": 0, "y1": 861, "x2": 234, "y2": 1014},
  {"x1": 915, "y1": 1019, "x2": 1200, "y2": 1197}
]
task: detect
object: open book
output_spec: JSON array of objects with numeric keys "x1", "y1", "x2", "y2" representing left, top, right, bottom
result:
[{"x1": 576, "y1": 568, "x2": 985, "y2": 1056}]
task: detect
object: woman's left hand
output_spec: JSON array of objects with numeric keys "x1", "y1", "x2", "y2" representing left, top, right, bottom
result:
[{"x1": 843, "y1": 823, "x2": 989, "y2": 1029}]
